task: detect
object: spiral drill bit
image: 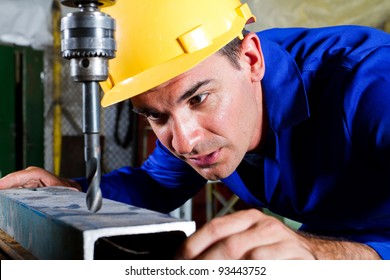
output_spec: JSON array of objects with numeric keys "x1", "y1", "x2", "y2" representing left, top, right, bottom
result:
[{"x1": 60, "y1": 0, "x2": 116, "y2": 212}]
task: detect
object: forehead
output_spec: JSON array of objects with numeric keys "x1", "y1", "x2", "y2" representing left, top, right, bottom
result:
[{"x1": 131, "y1": 52, "x2": 229, "y2": 104}]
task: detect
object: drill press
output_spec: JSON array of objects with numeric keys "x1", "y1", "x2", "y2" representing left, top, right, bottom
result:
[{"x1": 60, "y1": 0, "x2": 116, "y2": 212}]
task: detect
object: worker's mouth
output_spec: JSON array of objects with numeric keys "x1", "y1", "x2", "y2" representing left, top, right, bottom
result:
[{"x1": 188, "y1": 149, "x2": 221, "y2": 168}]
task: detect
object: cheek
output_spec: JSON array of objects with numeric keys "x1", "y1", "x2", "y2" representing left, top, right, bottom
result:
[
  {"x1": 216, "y1": 96, "x2": 247, "y2": 138},
  {"x1": 221, "y1": 92, "x2": 258, "y2": 148},
  {"x1": 197, "y1": 110, "x2": 240, "y2": 159},
  {"x1": 149, "y1": 125, "x2": 171, "y2": 149}
]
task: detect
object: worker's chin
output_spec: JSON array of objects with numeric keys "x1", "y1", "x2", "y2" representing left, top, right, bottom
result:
[
  {"x1": 195, "y1": 165, "x2": 233, "y2": 181},
  {"x1": 203, "y1": 173, "x2": 224, "y2": 181}
]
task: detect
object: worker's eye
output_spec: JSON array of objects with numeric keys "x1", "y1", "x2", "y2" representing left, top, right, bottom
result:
[
  {"x1": 146, "y1": 112, "x2": 165, "y2": 121},
  {"x1": 189, "y1": 93, "x2": 208, "y2": 106}
]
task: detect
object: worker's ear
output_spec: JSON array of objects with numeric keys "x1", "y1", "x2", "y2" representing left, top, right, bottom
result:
[{"x1": 240, "y1": 33, "x2": 265, "y2": 82}]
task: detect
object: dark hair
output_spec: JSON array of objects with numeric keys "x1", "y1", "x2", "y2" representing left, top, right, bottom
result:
[{"x1": 218, "y1": 29, "x2": 250, "y2": 69}]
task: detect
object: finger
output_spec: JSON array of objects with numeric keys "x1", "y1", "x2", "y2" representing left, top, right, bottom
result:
[
  {"x1": 196, "y1": 221, "x2": 315, "y2": 260},
  {"x1": 0, "y1": 169, "x2": 33, "y2": 189},
  {"x1": 178, "y1": 209, "x2": 265, "y2": 259},
  {"x1": 237, "y1": 220, "x2": 315, "y2": 260},
  {"x1": 238, "y1": 222, "x2": 315, "y2": 260},
  {"x1": 195, "y1": 215, "x2": 285, "y2": 259},
  {"x1": 0, "y1": 167, "x2": 54, "y2": 189}
]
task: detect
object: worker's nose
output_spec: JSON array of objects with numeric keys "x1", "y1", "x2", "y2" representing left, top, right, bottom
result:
[{"x1": 171, "y1": 117, "x2": 201, "y2": 156}]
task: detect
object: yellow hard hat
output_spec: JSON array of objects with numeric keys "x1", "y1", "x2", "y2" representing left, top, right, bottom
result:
[{"x1": 100, "y1": 0, "x2": 256, "y2": 107}]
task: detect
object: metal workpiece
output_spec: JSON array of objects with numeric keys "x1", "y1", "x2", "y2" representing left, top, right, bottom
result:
[
  {"x1": 0, "y1": 187, "x2": 195, "y2": 259},
  {"x1": 60, "y1": 0, "x2": 117, "y2": 212}
]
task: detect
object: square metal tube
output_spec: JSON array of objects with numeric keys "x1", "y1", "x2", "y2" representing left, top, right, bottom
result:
[{"x1": 0, "y1": 187, "x2": 195, "y2": 259}]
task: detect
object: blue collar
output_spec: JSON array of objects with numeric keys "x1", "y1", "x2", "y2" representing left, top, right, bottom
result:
[
  {"x1": 222, "y1": 36, "x2": 311, "y2": 206},
  {"x1": 259, "y1": 36, "x2": 310, "y2": 133}
]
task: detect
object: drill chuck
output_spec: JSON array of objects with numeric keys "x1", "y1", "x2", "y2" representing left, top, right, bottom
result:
[
  {"x1": 61, "y1": 1, "x2": 116, "y2": 82},
  {"x1": 61, "y1": 10, "x2": 116, "y2": 60}
]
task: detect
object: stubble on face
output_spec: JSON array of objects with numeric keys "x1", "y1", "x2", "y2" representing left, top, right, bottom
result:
[{"x1": 132, "y1": 52, "x2": 264, "y2": 181}]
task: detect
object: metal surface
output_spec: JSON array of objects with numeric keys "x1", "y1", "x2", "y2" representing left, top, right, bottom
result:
[
  {"x1": 61, "y1": 0, "x2": 116, "y2": 212},
  {"x1": 0, "y1": 187, "x2": 195, "y2": 260}
]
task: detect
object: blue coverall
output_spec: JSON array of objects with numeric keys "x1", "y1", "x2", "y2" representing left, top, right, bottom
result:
[{"x1": 77, "y1": 25, "x2": 390, "y2": 259}]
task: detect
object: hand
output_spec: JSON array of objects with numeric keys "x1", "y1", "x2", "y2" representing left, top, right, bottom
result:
[
  {"x1": 177, "y1": 209, "x2": 315, "y2": 260},
  {"x1": 0, "y1": 166, "x2": 81, "y2": 191},
  {"x1": 177, "y1": 209, "x2": 381, "y2": 260}
]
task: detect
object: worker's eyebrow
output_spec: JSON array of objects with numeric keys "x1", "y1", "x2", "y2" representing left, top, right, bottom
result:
[
  {"x1": 132, "y1": 79, "x2": 213, "y2": 115},
  {"x1": 177, "y1": 79, "x2": 212, "y2": 103}
]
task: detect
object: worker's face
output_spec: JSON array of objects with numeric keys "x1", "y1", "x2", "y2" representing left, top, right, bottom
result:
[{"x1": 132, "y1": 34, "x2": 265, "y2": 180}]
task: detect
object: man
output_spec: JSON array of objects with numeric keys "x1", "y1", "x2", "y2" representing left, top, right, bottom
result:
[{"x1": 1, "y1": 0, "x2": 390, "y2": 259}]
